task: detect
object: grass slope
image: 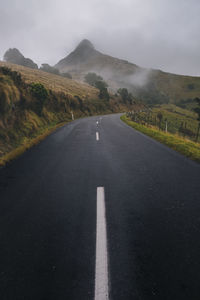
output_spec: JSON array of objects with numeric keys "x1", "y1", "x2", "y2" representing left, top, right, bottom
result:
[
  {"x1": 0, "y1": 62, "x2": 139, "y2": 166},
  {"x1": 0, "y1": 121, "x2": 67, "y2": 166},
  {"x1": 133, "y1": 104, "x2": 199, "y2": 142},
  {"x1": 0, "y1": 61, "x2": 98, "y2": 99},
  {"x1": 152, "y1": 70, "x2": 200, "y2": 104},
  {"x1": 152, "y1": 104, "x2": 199, "y2": 140},
  {"x1": 121, "y1": 115, "x2": 200, "y2": 163}
]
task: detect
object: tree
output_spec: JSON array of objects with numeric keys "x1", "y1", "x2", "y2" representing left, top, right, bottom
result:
[
  {"x1": 194, "y1": 98, "x2": 200, "y2": 142},
  {"x1": 117, "y1": 88, "x2": 135, "y2": 104},
  {"x1": 117, "y1": 88, "x2": 129, "y2": 103},
  {"x1": 99, "y1": 87, "x2": 110, "y2": 101},
  {"x1": 61, "y1": 72, "x2": 72, "y2": 79},
  {"x1": 85, "y1": 73, "x2": 110, "y2": 101},
  {"x1": 95, "y1": 81, "x2": 109, "y2": 101},
  {"x1": 85, "y1": 73, "x2": 103, "y2": 87},
  {"x1": 95, "y1": 80, "x2": 108, "y2": 90}
]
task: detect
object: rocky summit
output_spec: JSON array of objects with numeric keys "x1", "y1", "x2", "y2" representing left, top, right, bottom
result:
[{"x1": 4, "y1": 48, "x2": 38, "y2": 69}]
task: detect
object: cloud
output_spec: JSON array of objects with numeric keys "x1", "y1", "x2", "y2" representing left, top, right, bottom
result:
[{"x1": 0, "y1": 0, "x2": 200, "y2": 75}]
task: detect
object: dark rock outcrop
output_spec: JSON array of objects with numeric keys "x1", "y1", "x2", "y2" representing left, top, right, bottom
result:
[{"x1": 4, "y1": 48, "x2": 38, "y2": 69}]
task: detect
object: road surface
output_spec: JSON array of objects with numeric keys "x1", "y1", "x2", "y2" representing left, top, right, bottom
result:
[{"x1": 0, "y1": 114, "x2": 200, "y2": 300}]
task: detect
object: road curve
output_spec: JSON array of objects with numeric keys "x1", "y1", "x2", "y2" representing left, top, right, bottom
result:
[{"x1": 0, "y1": 114, "x2": 200, "y2": 300}]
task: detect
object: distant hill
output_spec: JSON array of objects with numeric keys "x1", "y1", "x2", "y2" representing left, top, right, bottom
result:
[
  {"x1": 4, "y1": 48, "x2": 38, "y2": 69},
  {"x1": 55, "y1": 39, "x2": 200, "y2": 106},
  {"x1": 55, "y1": 39, "x2": 141, "y2": 82}
]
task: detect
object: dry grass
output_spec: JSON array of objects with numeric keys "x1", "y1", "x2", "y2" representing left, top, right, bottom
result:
[
  {"x1": 0, "y1": 61, "x2": 99, "y2": 100},
  {"x1": 0, "y1": 121, "x2": 69, "y2": 167}
]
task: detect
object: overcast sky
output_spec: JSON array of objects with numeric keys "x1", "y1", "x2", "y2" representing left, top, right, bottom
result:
[{"x1": 1, "y1": 0, "x2": 200, "y2": 76}]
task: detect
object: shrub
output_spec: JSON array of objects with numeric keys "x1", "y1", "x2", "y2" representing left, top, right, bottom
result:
[
  {"x1": 40, "y1": 64, "x2": 60, "y2": 75},
  {"x1": 99, "y1": 87, "x2": 110, "y2": 101},
  {"x1": 117, "y1": 88, "x2": 128, "y2": 102},
  {"x1": 94, "y1": 81, "x2": 110, "y2": 101},
  {"x1": 30, "y1": 83, "x2": 48, "y2": 115},
  {"x1": 0, "y1": 67, "x2": 22, "y2": 86},
  {"x1": 0, "y1": 90, "x2": 10, "y2": 114},
  {"x1": 117, "y1": 88, "x2": 134, "y2": 104},
  {"x1": 85, "y1": 73, "x2": 103, "y2": 86},
  {"x1": 61, "y1": 72, "x2": 72, "y2": 79}
]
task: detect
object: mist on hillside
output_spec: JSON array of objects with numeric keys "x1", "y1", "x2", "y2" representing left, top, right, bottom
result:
[
  {"x1": 1, "y1": 0, "x2": 200, "y2": 76},
  {"x1": 97, "y1": 68, "x2": 152, "y2": 91}
]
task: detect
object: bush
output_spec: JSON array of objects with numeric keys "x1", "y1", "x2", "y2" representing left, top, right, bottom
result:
[
  {"x1": 94, "y1": 80, "x2": 107, "y2": 90},
  {"x1": 85, "y1": 73, "x2": 103, "y2": 86},
  {"x1": 117, "y1": 88, "x2": 128, "y2": 102},
  {"x1": 61, "y1": 72, "x2": 72, "y2": 79},
  {"x1": 99, "y1": 87, "x2": 110, "y2": 101},
  {"x1": 30, "y1": 83, "x2": 48, "y2": 115},
  {"x1": 0, "y1": 90, "x2": 10, "y2": 115},
  {"x1": 117, "y1": 88, "x2": 134, "y2": 104},
  {"x1": 40, "y1": 64, "x2": 60, "y2": 75},
  {"x1": 0, "y1": 67, "x2": 22, "y2": 86},
  {"x1": 94, "y1": 81, "x2": 110, "y2": 101},
  {"x1": 84, "y1": 73, "x2": 110, "y2": 101}
]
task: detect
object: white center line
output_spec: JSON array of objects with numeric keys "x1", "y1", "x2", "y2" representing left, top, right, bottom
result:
[
  {"x1": 96, "y1": 132, "x2": 100, "y2": 141},
  {"x1": 95, "y1": 187, "x2": 109, "y2": 300}
]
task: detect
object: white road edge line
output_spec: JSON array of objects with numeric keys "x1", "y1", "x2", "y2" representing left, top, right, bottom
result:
[
  {"x1": 96, "y1": 132, "x2": 100, "y2": 141},
  {"x1": 95, "y1": 187, "x2": 109, "y2": 300}
]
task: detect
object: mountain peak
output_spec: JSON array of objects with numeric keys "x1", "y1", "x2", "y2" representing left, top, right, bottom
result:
[
  {"x1": 4, "y1": 48, "x2": 38, "y2": 69},
  {"x1": 55, "y1": 39, "x2": 97, "y2": 69},
  {"x1": 75, "y1": 39, "x2": 95, "y2": 51}
]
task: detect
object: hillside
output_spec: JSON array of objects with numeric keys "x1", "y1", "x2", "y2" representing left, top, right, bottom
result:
[
  {"x1": 55, "y1": 39, "x2": 140, "y2": 76},
  {"x1": 0, "y1": 62, "x2": 140, "y2": 164},
  {"x1": 0, "y1": 61, "x2": 98, "y2": 100},
  {"x1": 55, "y1": 39, "x2": 200, "y2": 105}
]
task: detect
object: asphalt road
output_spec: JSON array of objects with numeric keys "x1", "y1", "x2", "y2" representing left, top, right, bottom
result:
[{"x1": 0, "y1": 114, "x2": 200, "y2": 300}]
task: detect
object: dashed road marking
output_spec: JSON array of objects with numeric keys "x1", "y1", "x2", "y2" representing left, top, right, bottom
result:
[{"x1": 95, "y1": 187, "x2": 109, "y2": 300}]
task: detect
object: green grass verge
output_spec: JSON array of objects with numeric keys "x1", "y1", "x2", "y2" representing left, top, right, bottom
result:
[
  {"x1": 121, "y1": 115, "x2": 200, "y2": 163},
  {"x1": 152, "y1": 104, "x2": 199, "y2": 140},
  {"x1": 0, "y1": 121, "x2": 69, "y2": 167}
]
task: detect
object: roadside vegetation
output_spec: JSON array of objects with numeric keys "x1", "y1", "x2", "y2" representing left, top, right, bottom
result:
[
  {"x1": 0, "y1": 121, "x2": 67, "y2": 166},
  {"x1": 128, "y1": 103, "x2": 200, "y2": 142},
  {"x1": 121, "y1": 113, "x2": 200, "y2": 163},
  {"x1": 0, "y1": 65, "x2": 140, "y2": 166}
]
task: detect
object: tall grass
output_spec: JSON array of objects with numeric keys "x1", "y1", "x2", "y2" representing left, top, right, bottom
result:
[
  {"x1": 0, "y1": 121, "x2": 69, "y2": 167},
  {"x1": 0, "y1": 61, "x2": 98, "y2": 100}
]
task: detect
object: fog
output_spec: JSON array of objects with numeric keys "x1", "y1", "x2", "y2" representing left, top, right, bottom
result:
[
  {"x1": 1, "y1": 0, "x2": 200, "y2": 76},
  {"x1": 83, "y1": 65, "x2": 152, "y2": 90}
]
